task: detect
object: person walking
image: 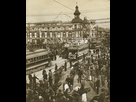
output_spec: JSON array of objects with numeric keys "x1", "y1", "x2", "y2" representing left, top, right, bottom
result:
[
  {"x1": 43, "y1": 89, "x2": 50, "y2": 102},
  {"x1": 89, "y1": 80, "x2": 94, "y2": 91},
  {"x1": 54, "y1": 71, "x2": 59, "y2": 84},
  {"x1": 42, "y1": 70, "x2": 45, "y2": 76},
  {"x1": 33, "y1": 74, "x2": 39, "y2": 89},
  {"x1": 78, "y1": 69, "x2": 82, "y2": 83},
  {"x1": 55, "y1": 64, "x2": 58, "y2": 71},
  {"x1": 96, "y1": 64, "x2": 99, "y2": 78},
  {"x1": 65, "y1": 75, "x2": 70, "y2": 88},
  {"x1": 96, "y1": 77, "x2": 100, "y2": 94},
  {"x1": 65, "y1": 61, "x2": 67, "y2": 71},
  {"x1": 101, "y1": 74, "x2": 105, "y2": 87},
  {"x1": 81, "y1": 76, "x2": 85, "y2": 89},
  {"x1": 44, "y1": 79, "x2": 48, "y2": 89},
  {"x1": 69, "y1": 74, "x2": 74, "y2": 91},
  {"x1": 28, "y1": 74, "x2": 32, "y2": 89},
  {"x1": 99, "y1": 89, "x2": 105, "y2": 102},
  {"x1": 49, "y1": 70, "x2": 53, "y2": 87},
  {"x1": 43, "y1": 70, "x2": 47, "y2": 82}
]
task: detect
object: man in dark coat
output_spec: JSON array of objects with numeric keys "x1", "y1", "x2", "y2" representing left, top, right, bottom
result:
[
  {"x1": 96, "y1": 78, "x2": 100, "y2": 94},
  {"x1": 44, "y1": 79, "x2": 48, "y2": 89},
  {"x1": 65, "y1": 61, "x2": 67, "y2": 71},
  {"x1": 43, "y1": 71, "x2": 47, "y2": 82},
  {"x1": 54, "y1": 71, "x2": 59, "y2": 84},
  {"x1": 108, "y1": 79, "x2": 110, "y2": 94},
  {"x1": 43, "y1": 89, "x2": 50, "y2": 102},
  {"x1": 42, "y1": 70, "x2": 45, "y2": 76},
  {"x1": 99, "y1": 89, "x2": 105, "y2": 102},
  {"x1": 56, "y1": 89, "x2": 64, "y2": 102},
  {"x1": 78, "y1": 69, "x2": 82, "y2": 83},
  {"x1": 50, "y1": 53, "x2": 53, "y2": 61},
  {"x1": 70, "y1": 60, "x2": 72, "y2": 68},
  {"x1": 65, "y1": 75, "x2": 71, "y2": 88},
  {"x1": 28, "y1": 74, "x2": 32, "y2": 89},
  {"x1": 33, "y1": 74, "x2": 39, "y2": 89},
  {"x1": 69, "y1": 74, "x2": 74, "y2": 91},
  {"x1": 49, "y1": 70, "x2": 53, "y2": 87},
  {"x1": 55, "y1": 64, "x2": 58, "y2": 71}
]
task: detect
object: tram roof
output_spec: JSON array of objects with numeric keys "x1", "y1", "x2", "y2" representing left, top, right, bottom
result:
[
  {"x1": 26, "y1": 50, "x2": 50, "y2": 59},
  {"x1": 26, "y1": 49, "x2": 46, "y2": 54},
  {"x1": 68, "y1": 43, "x2": 88, "y2": 50}
]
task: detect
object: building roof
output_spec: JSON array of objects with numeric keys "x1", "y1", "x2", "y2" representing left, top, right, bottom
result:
[{"x1": 71, "y1": 17, "x2": 83, "y2": 23}]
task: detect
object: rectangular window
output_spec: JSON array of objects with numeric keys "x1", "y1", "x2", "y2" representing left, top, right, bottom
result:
[
  {"x1": 66, "y1": 32, "x2": 68, "y2": 37},
  {"x1": 50, "y1": 32, "x2": 52, "y2": 38},
  {"x1": 58, "y1": 33, "x2": 60, "y2": 38},
  {"x1": 61, "y1": 32, "x2": 63, "y2": 37},
  {"x1": 30, "y1": 39, "x2": 32, "y2": 42},
  {"x1": 45, "y1": 32, "x2": 47, "y2": 38},
  {"x1": 30, "y1": 33, "x2": 32, "y2": 38}
]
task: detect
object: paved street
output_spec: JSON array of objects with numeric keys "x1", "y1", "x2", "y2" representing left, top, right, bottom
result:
[{"x1": 26, "y1": 55, "x2": 69, "y2": 83}]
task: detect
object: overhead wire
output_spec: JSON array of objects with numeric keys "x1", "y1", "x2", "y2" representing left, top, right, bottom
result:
[
  {"x1": 53, "y1": 0, "x2": 74, "y2": 11},
  {"x1": 53, "y1": 0, "x2": 90, "y2": 19},
  {"x1": 53, "y1": 12, "x2": 61, "y2": 21}
]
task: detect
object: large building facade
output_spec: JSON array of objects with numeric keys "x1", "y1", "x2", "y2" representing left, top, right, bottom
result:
[{"x1": 26, "y1": 5, "x2": 94, "y2": 48}]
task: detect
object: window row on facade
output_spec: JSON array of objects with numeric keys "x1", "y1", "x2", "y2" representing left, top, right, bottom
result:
[{"x1": 26, "y1": 31, "x2": 84, "y2": 39}]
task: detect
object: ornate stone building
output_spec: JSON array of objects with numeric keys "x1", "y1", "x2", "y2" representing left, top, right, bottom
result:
[{"x1": 26, "y1": 5, "x2": 91, "y2": 48}]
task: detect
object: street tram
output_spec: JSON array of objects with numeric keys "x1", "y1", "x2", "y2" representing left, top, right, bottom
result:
[
  {"x1": 68, "y1": 40, "x2": 89, "y2": 61},
  {"x1": 26, "y1": 49, "x2": 51, "y2": 75}
]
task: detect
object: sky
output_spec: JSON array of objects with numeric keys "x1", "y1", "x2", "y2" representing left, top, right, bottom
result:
[{"x1": 26, "y1": 0, "x2": 110, "y2": 28}]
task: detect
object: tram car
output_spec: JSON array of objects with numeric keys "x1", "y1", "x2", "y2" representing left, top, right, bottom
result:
[
  {"x1": 68, "y1": 41, "x2": 89, "y2": 61},
  {"x1": 26, "y1": 49, "x2": 52, "y2": 75}
]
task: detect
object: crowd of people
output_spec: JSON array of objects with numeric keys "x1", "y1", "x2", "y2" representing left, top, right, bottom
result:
[{"x1": 26, "y1": 38, "x2": 110, "y2": 102}]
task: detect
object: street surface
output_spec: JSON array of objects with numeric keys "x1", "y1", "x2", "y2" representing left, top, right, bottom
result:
[{"x1": 26, "y1": 55, "x2": 68, "y2": 83}]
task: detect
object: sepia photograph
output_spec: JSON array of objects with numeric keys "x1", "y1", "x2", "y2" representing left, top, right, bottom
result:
[{"x1": 26, "y1": 0, "x2": 110, "y2": 102}]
